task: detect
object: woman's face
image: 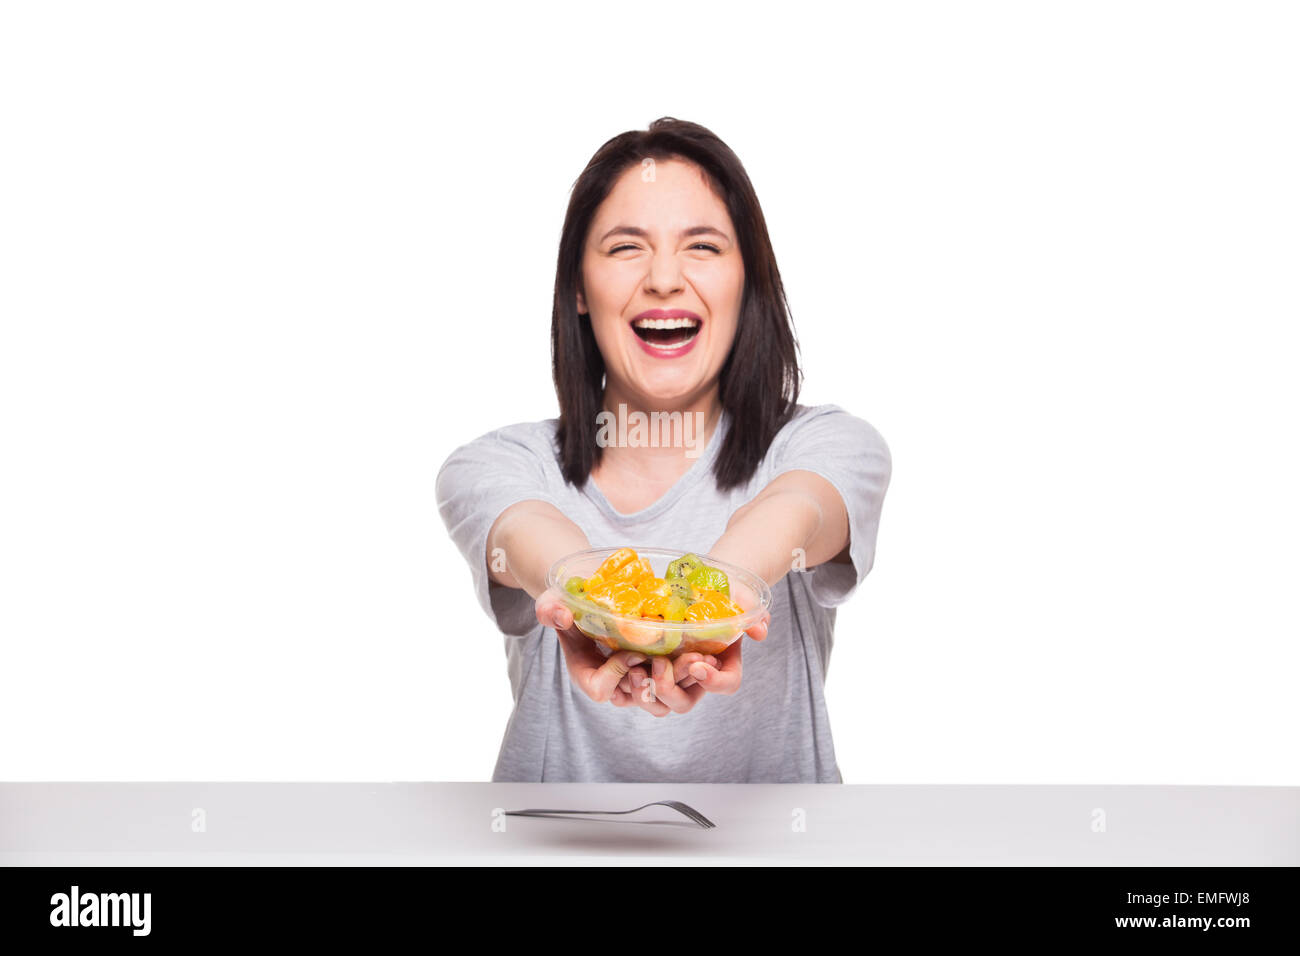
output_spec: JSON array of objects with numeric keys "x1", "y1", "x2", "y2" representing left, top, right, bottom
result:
[{"x1": 577, "y1": 157, "x2": 744, "y2": 408}]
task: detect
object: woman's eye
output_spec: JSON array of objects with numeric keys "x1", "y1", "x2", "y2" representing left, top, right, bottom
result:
[{"x1": 607, "y1": 242, "x2": 720, "y2": 254}]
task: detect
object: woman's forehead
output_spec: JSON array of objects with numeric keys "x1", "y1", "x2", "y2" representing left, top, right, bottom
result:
[{"x1": 594, "y1": 160, "x2": 732, "y2": 234}]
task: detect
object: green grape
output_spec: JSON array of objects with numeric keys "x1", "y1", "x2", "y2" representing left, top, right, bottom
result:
[{"x1": 563, "y1": 575, "x2": 587, "y2": 621}]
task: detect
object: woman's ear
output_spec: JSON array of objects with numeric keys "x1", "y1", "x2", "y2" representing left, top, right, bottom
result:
[{"x1": 576, "y1": 289, "x2": 587, "y2": 315}]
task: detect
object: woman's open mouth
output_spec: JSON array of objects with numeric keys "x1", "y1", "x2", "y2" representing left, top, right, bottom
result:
[{"x1": 630, "y1": 312, "x2": 702, "y2": 358}]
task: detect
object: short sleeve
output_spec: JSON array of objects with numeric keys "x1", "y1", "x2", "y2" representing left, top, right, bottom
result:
[
  {"x1": 767, "y1": 405, "x2": 892, "y2": 607},
  {"x1": 435, "y1": 423, "x2": 561, "y2": 635}
]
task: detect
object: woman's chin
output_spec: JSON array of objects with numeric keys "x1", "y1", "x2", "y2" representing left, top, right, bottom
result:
[
  {"x1": 627, "y1": 371, "x2": 714, "y2": 408},
  {"x1": 609, "y1": 345, "x2": 721, "y2": 407}
]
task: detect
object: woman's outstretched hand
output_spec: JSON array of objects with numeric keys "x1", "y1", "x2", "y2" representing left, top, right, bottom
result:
[
  {"x1": 536, "y1": 590, "x2": 770, "y2": 717},
  {"x1": 536, "y1": 588, "x2": 649, "y2": 704},
  {"x1": 614, "y1": 651, "x2": 717, "y2": 716},
  {"x1": 535, "y1": 589, "x2": 768, "y2": 717}
]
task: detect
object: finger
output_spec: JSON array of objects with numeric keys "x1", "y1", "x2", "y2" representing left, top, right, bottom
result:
[
  {"x1": 626, "y1": 665, "x2": 673, "y2": 716},
  {"x1": 672, "y1": 653, "x2": 719, "y2": 689},
  {"x1": 610, "y1": 686, "x2": 636, "y2": 707},
  {"x1": 629, "y1": 667, "x2": 653, "y2": 698},
  {"x1": 671, "y1": 653, "x2": 702, "y2": 688},
  {"x1": 587, "y1": 651, "x2": 648, "y2": 703},
  {"x1": 657, "y1": 678, "x2": 708, "y2": 709},
  {"x1": 615, "y1": 665, "x2": 657, "y2": 708},
  {"x1": 641, "y1": 698, "x2": 672, "y2": 717},
  {"x1": 553, "y1": 627, "x2": 655, "y2": 706},
  {"x1": 649, "y1": 656, "x2": 698, "y2": 714},
  {"x1": 621, "y1": 664, "x2": 650, "y2": 696},
  {"x1": 635, "y1": 681, "x2": 672, "y2": 717},
  {"x1": 745, "y1": 609, "x2": 771, "y2": 642},
  {"x1": 688, "y1": 641, "x2": 742, "y2": 695}
]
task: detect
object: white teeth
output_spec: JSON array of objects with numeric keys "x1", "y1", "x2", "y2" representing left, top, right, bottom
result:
[{"x1": 633, "y1": 317, "x2": 700, "y2": 330}]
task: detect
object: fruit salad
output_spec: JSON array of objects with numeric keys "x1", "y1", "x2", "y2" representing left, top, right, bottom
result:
[{"x1": 561, "y1": 547, "x2": 746, "y2": 656}]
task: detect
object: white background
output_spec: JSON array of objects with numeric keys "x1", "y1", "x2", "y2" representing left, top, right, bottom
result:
[{"x1": 2, "y1": 1, "x2": 1296, "y2": 783}]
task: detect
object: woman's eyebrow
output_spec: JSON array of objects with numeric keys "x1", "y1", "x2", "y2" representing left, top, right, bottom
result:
[{"x1": 598, "y1": 224, "x2": 731, "y2": 242}]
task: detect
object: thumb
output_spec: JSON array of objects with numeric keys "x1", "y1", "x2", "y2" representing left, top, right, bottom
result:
[{"x1": 535, "y1": 589, "x2": 574, "y2": 631}]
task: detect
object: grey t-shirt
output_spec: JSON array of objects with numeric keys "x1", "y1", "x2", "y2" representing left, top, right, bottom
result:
[{"x1": 435, "y1": 404, "x2": 891, "y2": 783}]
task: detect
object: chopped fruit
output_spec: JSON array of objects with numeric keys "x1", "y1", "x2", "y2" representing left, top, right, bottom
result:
[
  {"x1": 610, "y1": 557, "x2": 655, "y2": 588},
  {"x1": 618, "y1": 618, "x2": 665, "y2": 646},
  {"x1": 666, "y1": 553, "x2": 704, "y2": 580},
  {"x1": 666, "y1": 579, "x2": 695, "y2": 603},
  {"x1": 596, "y1": 548, "x2": 638, "y2": 577},
  {"x1": 686, "y1": 564, "x2": 730, "y2": 597},
  {"x1": 585, "y1": 581, "x2": 643, "y2": 617},
  {"x1": 557, "y1": 548, "x2": 747, "y2": 657}
]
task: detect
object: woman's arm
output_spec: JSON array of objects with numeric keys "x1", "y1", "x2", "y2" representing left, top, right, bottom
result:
[
  {"x1": 487, "y1": 500, "x2": 699, "y2": 713},
  {"x1": 708, "y1": 469, "x2": 851, "y2": 589},
  {"x1": 670, "y1": 470, "x2": 842, "y2": 694},
  {"x1": 485, "y1": 499, "x2": 590, "y2": 597}
]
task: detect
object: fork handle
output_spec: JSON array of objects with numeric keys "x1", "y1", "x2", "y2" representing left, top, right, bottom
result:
[{"x1": 504, "y1": 808, "x2": 628, "y2": 816}]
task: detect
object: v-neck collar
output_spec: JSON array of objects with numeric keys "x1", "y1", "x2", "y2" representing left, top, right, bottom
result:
[{"x1": 582, "y1": 410, "x2": 730, "y2": 523}]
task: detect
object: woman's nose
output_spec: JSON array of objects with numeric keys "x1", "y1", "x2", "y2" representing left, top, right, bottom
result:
[{"x1": 643, "y1": 250, "x2": 684, "y2": 296}]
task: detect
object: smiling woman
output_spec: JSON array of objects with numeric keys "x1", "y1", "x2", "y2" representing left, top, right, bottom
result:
[
  {"x1": 553, "y1": 123, "x2": 800, "y2": 493},
  {"x1": 436, "y1": 117, "x2": 892, "y2": 784}
]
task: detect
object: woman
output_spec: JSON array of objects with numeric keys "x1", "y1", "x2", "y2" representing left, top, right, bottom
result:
[{"x1": 436, "y1": 117, "x2": 891, "y2": 783}]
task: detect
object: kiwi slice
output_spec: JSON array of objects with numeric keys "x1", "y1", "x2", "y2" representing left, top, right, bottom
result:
[
  {"x1": 686, "y1": 565, "x2": 730, "y2": 598},
  {"x1": 666, "y1": 553, "x2": 705, "y2": 580},
  {"x1": 665, "y1": 580, "x2": 694, "y2": 604},
  {"x1": 660, "y1": 595, "x2": 686, "y2": 621}
]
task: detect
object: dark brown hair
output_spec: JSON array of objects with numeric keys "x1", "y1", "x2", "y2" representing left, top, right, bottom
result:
[{"x1": 551, "y1": 117, "x2": 801, "y2": 490}]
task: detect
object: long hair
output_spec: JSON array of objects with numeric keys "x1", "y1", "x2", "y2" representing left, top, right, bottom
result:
[{"x1": 551, "y1": 117, "x2": 801, "y2": 490}]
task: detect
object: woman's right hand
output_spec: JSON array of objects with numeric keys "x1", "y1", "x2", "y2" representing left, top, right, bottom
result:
[{"x1": 535, "y1": 588, "x2": 655, "y2": 707}]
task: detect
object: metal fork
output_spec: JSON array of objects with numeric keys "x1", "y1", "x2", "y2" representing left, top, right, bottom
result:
[{"x1": 503, "y1": 800, "x2": 715, "y2": 829}]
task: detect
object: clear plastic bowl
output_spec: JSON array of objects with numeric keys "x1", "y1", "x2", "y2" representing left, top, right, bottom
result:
[{"x1": 545, "y1": 546, "x2": 772, "y2": 658}]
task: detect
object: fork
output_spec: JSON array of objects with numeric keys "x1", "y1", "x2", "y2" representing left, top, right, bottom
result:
[{"x1": 503, "y1": 800, "x2": 715, "y2": 829}]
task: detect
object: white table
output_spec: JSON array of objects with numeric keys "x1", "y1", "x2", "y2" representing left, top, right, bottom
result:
[{"x1": 2, "y1": 783, "x2": 1296, "y2": 865}]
